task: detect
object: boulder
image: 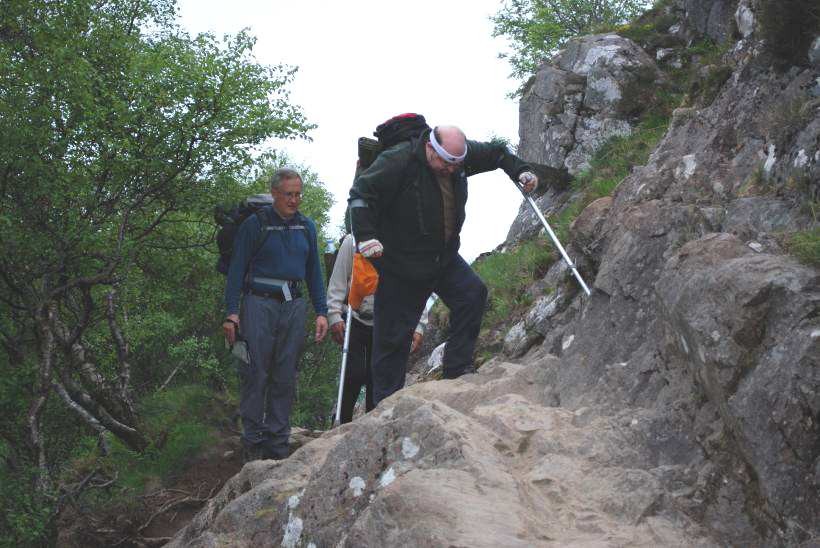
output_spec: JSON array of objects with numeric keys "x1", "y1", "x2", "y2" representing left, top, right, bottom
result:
[{"x1": 520, "y1": 34, "x2": 662, "y2": 175}]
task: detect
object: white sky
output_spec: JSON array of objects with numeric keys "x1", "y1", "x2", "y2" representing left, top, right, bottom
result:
[{"x1": 176, "y1": 0, "x2": 524, "y2": 262}]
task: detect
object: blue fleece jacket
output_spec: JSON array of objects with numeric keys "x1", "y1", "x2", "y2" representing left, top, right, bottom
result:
[{"x1": 224, "y1": 206, "x2": 327, "y2": 317}]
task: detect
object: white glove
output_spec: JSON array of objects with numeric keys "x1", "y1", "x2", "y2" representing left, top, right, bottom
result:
[
  {"x1": 358, "y1": 239, "x2": 384, "y2": 258},
  {"x1": 518, "y1": 171, "x2": 538, "y2": 193}
]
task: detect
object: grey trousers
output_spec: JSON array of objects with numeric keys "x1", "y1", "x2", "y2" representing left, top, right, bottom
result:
[{"x1": 238, "y1": 294, "x2": 306, "y2": 454}]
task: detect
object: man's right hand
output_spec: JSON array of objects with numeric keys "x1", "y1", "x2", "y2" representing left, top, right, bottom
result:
[
  {"x1": 223, "y1": 314, "x2": 240, "y2": 346},
  {"x1": 330, "y1": 321, "x2": 345, "y2": 345},
  {"x1": 358, "y1": 239, "x2": 383, "y2": 258}
]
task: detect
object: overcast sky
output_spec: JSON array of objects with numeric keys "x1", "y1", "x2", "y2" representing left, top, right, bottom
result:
[{"x1": 176, "y1": 0, "x2": 525, "y2": 262}]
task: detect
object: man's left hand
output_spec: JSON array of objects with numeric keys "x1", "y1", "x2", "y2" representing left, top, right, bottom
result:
[
  {"x1": 315, "y1": 315, "x2": 328, "y2": 342},
  {"x1": 518, "y1": 171, "x2": 538, "y2": 194},
  {"x1": 410, "y1": 332, "x2": 423, "y2": 353}
]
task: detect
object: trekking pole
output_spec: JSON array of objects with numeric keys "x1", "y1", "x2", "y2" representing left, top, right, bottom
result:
[
  {"x1": 333, "y1": 233, "x2": 356, "y2": 427},
  {"x1": 514, "y1": 181, "x2": 592, "y2": 296}
]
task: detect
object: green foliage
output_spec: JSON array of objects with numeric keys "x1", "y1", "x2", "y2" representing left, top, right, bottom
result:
[
  {"x1": 492, "y1": 0, "x2": 651, "y2": 89},
  {"x1": 473, "y1": 239, "x2": 556, "y2": 327},
  {"x1": 788, "y1": 227, "x2": 820, "y2": 267},
  {"x1": 0, "y1": 0, "x2": 327, "y2": 543},
  {"x1": 0, "y1": 465, "x2": 55, "y2": 548},
  {"x1": 69, "y1": 385, "x2": 219, "y2": 495},
  {"x1": 616, "y1": 6, "x2": 679, "y2": 47},
  {"x1": 554, "y1": 115, "x2": 669, "y2": 242},
  {"x1": 759, "y1": 0, "x2": 820, "y2": 67},
  {"x1": 293, "y1": 322, "x2": 342, "y2": 430},
  {"x1": 666, "y1": 39, "x2": 734, "y2": 108}
]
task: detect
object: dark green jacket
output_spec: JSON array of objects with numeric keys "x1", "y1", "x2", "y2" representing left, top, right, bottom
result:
[{"x1": 349, "y1": 131, "x2": 532, "y2": 281}]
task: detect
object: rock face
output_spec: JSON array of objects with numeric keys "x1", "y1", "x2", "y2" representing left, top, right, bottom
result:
[
  {"x1": 170, "y1": 4, "x2": 818, "y2": 546},
  {"x1": 501, "y1": 3, "x2": 819, "y2": 544},
  {"x1": 519, "y1": 34, "x2": 662, "y2": 175}
]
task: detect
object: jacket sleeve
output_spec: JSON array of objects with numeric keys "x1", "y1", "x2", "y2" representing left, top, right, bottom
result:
[
  {"x1": 224, "y1": 215, "x2": 260, "y2": 316},
  {"x1": 348, "y1": 145, "x2": 410, "y2": 244},
  {"x1": 463, "y1": 140, "x2": 532, "y2": 182},
  {"x1": 304, "y1": 218, "x2": 328, "y2": 316},
  {"x1": 326, "y1": 234, "x2": 354, "y2": 326}
]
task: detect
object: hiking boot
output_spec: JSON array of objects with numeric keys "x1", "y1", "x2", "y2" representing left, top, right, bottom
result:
[
  {"x1": 262, "y1": 445, "x2": 289, "y2": 461},
  {"x1": 242, "y1": 444, "x2": 267, "y2": 463},
  {"x1": 442, "y1": 364, "x2": 475, "y2": 379}
]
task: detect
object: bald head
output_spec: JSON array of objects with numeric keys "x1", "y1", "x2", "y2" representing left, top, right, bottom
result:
[{"x1": 434, "y1": 126, "x2": 467, "y2": 158}]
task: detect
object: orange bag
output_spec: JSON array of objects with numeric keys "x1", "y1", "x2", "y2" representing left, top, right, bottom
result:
[{"x1": 348, "y1": 252, "x2": 379, "y2": 310}]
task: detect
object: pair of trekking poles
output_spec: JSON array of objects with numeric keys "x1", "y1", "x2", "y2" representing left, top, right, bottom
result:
[{"x1": 332, "y1": 180, "x2": 591, "y2": 427}]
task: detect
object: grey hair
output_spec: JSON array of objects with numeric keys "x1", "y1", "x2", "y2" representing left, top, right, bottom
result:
[{"x1": 270, "y1": 166, "x2": 302, "y2": 190}]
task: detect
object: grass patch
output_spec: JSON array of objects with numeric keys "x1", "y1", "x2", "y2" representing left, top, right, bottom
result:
[
  {"x1": 673, "y1": 39, "x2": 735, "y2": 108},
  {"x1": 788, "y1": 227, "x2": 820, "y2": 266},
  {"x1": 473, "y1": 239, "x2": 556, "y2": 329},
  {"x1": 552, "y1": 116, "x2": 671, "y2": 242}
]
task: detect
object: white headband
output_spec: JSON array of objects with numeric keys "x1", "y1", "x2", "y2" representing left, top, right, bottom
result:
[{"x1": 429, "y1": 128, "x2": 467, "y2": 164}]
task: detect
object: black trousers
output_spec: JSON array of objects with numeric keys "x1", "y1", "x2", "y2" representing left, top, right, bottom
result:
[
  {"x1": 372, "y1": 254, "x2": 488, "y2": 405},
  {"x1": 339, "y1": 316, "x2": 375, "y2": 423}
]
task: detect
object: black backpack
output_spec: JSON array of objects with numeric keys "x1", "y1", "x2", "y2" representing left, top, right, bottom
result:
[
  {"x1": 357, "y1": 113, "x2": 431, "y2": 170},
  {"x1": 214, "y1": 194, "x2": 273, "y2": 275}
]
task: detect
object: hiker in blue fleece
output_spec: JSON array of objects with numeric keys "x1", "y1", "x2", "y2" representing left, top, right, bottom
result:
[{"x1": 223, "y1": 167, "x2": 328, "y2": 462}]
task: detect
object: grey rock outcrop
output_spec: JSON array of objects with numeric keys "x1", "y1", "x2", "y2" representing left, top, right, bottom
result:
[
  {"x1": 507, "y1": 10, "x2": 819, "y2": 543},
  {"x1": 519, "y1": 34, "x2": 662, "y2": 175},
  {"x1": 678, "y1": 0, "x2": 739, "y2": 44},
  {"x1": 734, "y1": 1, "x2": 755, "y2": 39}
]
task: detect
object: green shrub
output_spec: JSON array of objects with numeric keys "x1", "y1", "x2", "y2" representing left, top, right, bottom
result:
[
  {"x1": 551, "y1": 115, "x2": 670, "y2": 243},
  {"x1": 616, "y1": 3, "x2": 679, "y2": 48},
  {"x1": 473, "y1": 239, "x2": 556, "y2": 328},
  {"x1": 64, "y1": 385, "x2": 223, "y2": 499},
  {"x1": 0, "y1": 466, "x2": 55, "y2": 547},
  {"x1": 759, "y1": 0, "x2": 820, "y2": 67},
  {"x1": 789, "y1": 227, "x2": 820, "y2": 266},
  {"x1": 293, "y1": 323, "x2": 341, "y2": 430}
]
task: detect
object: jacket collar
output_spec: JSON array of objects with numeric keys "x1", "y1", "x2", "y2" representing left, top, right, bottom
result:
[{"x1": 266, "y1": 205, "x2": 305, "y2": 225}]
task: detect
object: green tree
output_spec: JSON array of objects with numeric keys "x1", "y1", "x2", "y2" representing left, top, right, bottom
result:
[
  {"x1": 492, "y1": 0, "x2": 650, "y2": 86},
  {"x1": 0, "y1": 0, "x2": 313, "y2": 542}
]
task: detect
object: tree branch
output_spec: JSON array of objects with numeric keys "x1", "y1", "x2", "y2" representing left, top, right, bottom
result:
[
  {"x1": 52, "y1": 379, "x2": 109, "y2": 445},
  {"x1": 29, "y1": 302, "x2": 56, "y2": 493},
  {"x1": 106, "y1": 289, "x2": 133, "y2": 407}
]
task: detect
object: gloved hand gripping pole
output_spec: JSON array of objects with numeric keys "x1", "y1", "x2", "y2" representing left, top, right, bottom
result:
[{"x1": 515, "y1": 181, "x2": 592, "y2": 296}]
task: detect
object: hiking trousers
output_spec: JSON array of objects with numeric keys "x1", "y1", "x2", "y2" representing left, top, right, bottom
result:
[
  {"x1": 372, "y1": 253, "x2": 487, "y2": 405},
  {"x1": 238, "y1": 294, "x2": 306, "y2": 456},
  {"x1": 338, "y1": 316, "x2": 375, "y2": 424}
]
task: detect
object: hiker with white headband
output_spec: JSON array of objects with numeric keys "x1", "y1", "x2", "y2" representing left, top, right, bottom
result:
[{"x1": 348, "y1": 123, "x2": 538, "y2": 405}]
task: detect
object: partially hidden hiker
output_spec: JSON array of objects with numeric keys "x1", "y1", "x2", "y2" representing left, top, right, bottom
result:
[
  {"x1": 327, "y1": 232, "x2": 430, "y2": 423},
  {"x1": 222, "y1": 167, "x2": 328, "y2": 462},
  {"x1": 349, "y1": 124, "x2": 537, "y2": 405}
]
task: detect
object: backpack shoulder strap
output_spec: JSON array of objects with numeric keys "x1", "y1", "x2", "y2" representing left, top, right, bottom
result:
[
  {"x1": 246, "y1": 207, "x2": 271, "y2": 269},
  {"x1": 296, "y1": 212, "x2": 314, "y2": 250}
]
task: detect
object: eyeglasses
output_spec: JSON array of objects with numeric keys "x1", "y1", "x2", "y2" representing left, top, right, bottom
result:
[
  {"x1": 427, "y1": 144, "x2": 463, "y2": 172},
  {"x1": 276, "y1": 191, "x2": 302, "y2": 200}
]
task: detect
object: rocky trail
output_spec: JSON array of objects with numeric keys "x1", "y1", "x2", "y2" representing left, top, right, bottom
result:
[{"x1": 169, "y1": 356, "x2": 719, "y2": 547}]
